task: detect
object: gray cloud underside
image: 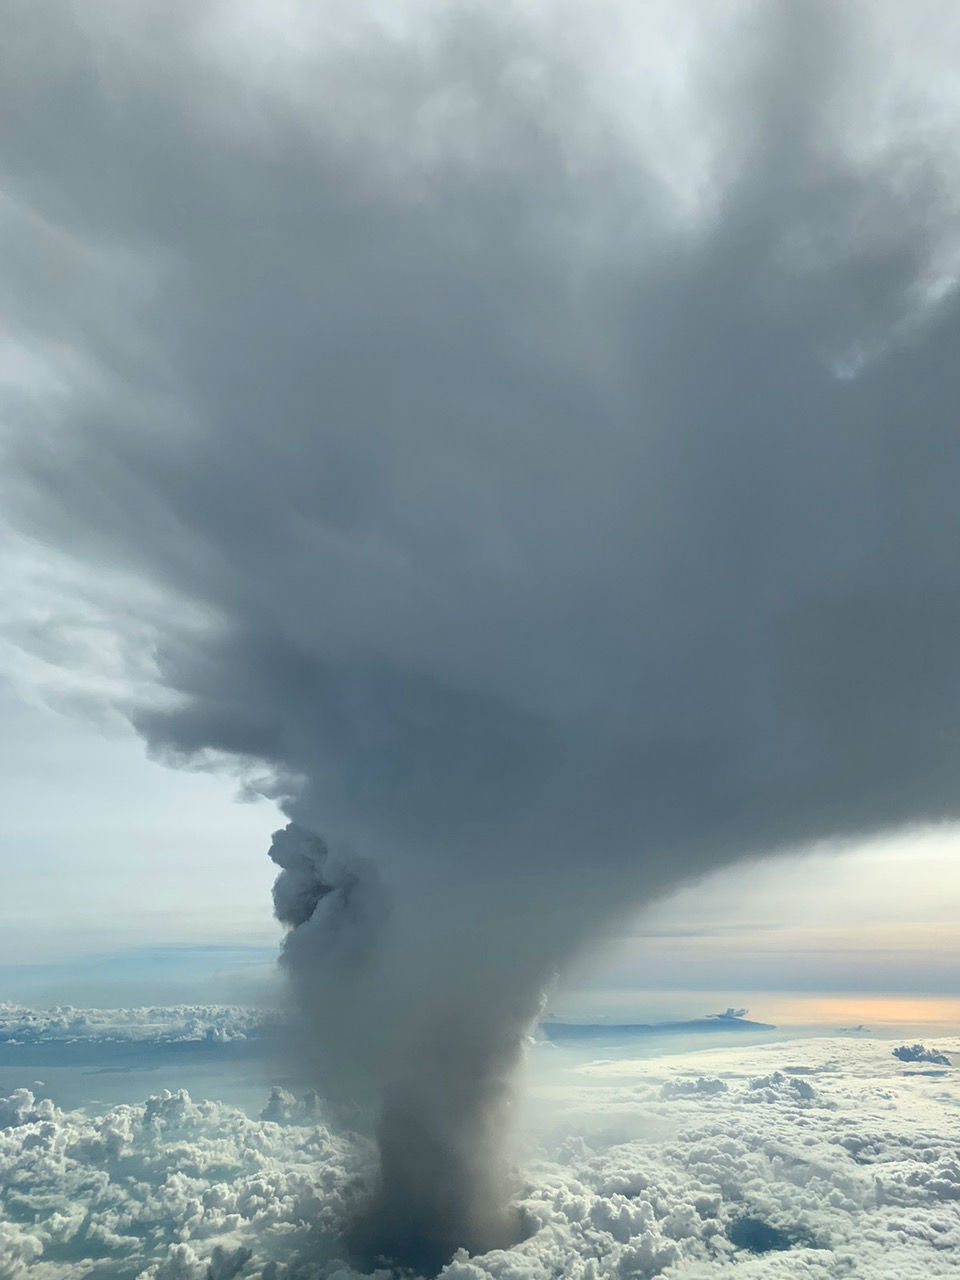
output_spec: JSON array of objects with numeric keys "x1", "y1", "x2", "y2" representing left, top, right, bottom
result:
[{"x1": 5, "y1": 2, "x2": 960, "y2": 889}]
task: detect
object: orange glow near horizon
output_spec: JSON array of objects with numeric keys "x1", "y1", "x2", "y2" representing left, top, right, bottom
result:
[{"x1": 758, "y1": 992, "x2": 960, "y2": 1029}]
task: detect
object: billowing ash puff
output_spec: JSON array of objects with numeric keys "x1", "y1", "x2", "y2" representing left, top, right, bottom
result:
[
  {"x1": 4, "y1": 0, "x2": 960, "y2": 1270},
  {"x1": 270, "y1": 824, "x2": 339, "y2": 930}
]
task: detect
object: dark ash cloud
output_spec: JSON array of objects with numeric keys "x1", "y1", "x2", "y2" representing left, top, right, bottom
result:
[{"x1": 3, "y1": 0, "x2": 960, "y2": 1267}]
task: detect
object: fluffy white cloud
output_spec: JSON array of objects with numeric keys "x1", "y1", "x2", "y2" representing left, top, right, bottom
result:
[
  {"x1": 0, "y1": 1005, "x2": 271, "y2": 1046},
  {"x1": 517, "y1": 1035, "x2": 960, "y2": 1279},
  {"x1": 1, "y1": 1033, "x2": 958, "y2": 1278},
  {"x1": 0, "y1": 1083, "x2": 366, "y2": 1279}
]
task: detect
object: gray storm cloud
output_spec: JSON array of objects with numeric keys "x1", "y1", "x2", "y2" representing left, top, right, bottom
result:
[{"x1": 3, "y1": 0, "x2": 960, "y2": 1268}]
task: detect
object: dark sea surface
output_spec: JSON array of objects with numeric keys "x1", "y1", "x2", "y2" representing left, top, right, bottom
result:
[{"x1": 0, "y1": 1031, "x2": 288, "y2": 1114}]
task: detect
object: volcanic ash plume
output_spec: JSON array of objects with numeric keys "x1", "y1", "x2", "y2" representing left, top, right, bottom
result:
[
  {"x1": 4, "y1": 0, "x2": 960, "y2": 1269},
  {"x1": 267, "y1": 823, "x2": 555, "y2": 1267}
]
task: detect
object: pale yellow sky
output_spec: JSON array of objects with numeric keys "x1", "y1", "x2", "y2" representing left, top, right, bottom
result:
[{"x1": 558, "y1": 826, "x2": 960, "y2": 1003}]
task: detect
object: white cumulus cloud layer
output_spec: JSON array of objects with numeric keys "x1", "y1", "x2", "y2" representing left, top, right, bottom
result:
[
  {"x1": 1, "y1": 1034, "x2": 958, "y2": 1278},
  {"x1": 0, "y1": 1005, "x2": 271, "y2": 1047}
]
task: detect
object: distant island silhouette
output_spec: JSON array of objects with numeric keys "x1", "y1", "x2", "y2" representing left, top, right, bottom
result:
[{"x1": 541, "y1": 1009, "x2": 775, "y2": 1040}]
